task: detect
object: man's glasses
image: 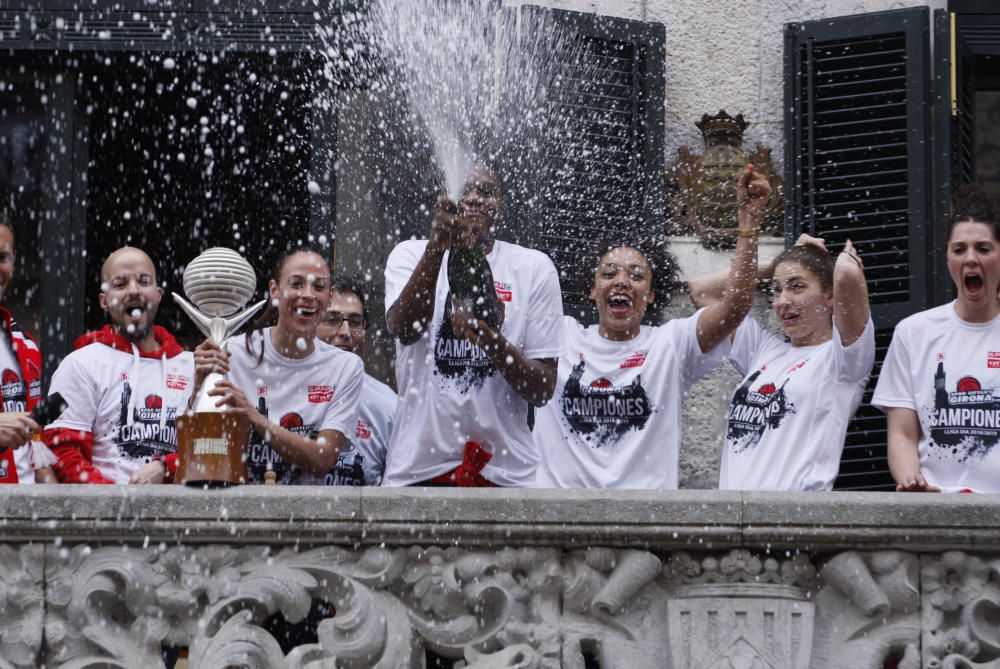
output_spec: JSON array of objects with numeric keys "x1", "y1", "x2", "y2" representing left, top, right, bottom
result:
[{"x1": 323, "y1": 312, "x2": 366, "y2": 330}]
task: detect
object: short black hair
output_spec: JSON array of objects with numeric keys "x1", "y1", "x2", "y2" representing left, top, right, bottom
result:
[{"x1": 330, "y1": 274, "x2": 369, "y2": 326}]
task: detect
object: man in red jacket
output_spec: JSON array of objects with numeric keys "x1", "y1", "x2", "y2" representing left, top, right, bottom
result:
[
  {"x1": 42, "y1": 247, "x2": 193, "y2": 484},
  {"x1": 0, "y1": 214, "x2": 45, "y2": 483}
]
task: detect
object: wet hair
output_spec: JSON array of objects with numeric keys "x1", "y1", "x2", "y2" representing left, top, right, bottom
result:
[
  {"x1": 586, "y1": 231, "x2": 679, "y2": 310},
  {"x1": 772, "y1": 244, "x2": 835, "y2": 293},
  {"x1": 949, "y1": 184, "x2": 1000, "y2": 243},
  {"x1": 243, "y1": 243, "x2": 330, "y2": 366},
  {"x1": 330, "y1": 274, "x2": 369, "y2": 327}
]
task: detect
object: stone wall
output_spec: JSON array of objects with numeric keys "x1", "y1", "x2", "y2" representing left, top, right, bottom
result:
[{"x1": 7, "y1": 486, "x2": 1000, "y2": 668}]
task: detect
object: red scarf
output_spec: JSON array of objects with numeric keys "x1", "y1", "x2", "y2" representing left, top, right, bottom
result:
[
  {"x1": 74, "y1": 325, "x2": 185, "y2": 359},
  {"x1": 0, "y1": 306, "x2": 41, "y2": 483}
]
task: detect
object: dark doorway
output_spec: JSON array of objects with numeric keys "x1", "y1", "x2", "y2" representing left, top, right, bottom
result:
[{"x1": 80, "y1": 51, "x2": 316, "y2": 347}]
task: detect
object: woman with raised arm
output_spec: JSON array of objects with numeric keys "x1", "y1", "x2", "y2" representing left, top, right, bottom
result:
[
  {"x1": 873, "y1": 185, "x2": 1000, "y2": 493},
  {"x1": 689, "y1": 233, "x2": 875, "y2": 491},
  {"x1": 531, "y1": 165, "x2": 771, "y2": 489}
]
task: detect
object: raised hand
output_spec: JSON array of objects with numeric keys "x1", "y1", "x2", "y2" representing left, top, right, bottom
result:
[{"x1": 737, "y1": 164, "x2": 772, "y2": 220}]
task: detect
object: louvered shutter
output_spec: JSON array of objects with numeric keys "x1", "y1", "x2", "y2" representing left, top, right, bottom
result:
[
  {"x1": 784, "y1": 7, "x2": 933, "y2": 490},
  {"x1": 498, "y1": 5, "x2": 665, "y2": 321}
]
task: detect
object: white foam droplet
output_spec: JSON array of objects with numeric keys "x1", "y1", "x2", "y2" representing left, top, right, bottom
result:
[
  {"x1": 307, "y1": 180, "x2": 320, "y2": 195},
  {"x1": 307, "y1": 273, "x2": 316, "y2": 283},
  {"x1": 126, "y1": 324, "x2": 136, "y2": 334},
  {"x1": 131, "y1": 309, "x2": 141, "y2": 319},
  {"x1": 186, "y1": 97, "x2": 197, "y2": 109},
  {"x1": 163, "y1": 57, "x2": 176, "y2": 70},
  {"x1": 295, "y1": 337, "x2": 307, "y2": 351}
]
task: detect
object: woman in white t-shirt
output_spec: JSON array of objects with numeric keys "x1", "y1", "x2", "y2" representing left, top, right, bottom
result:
[
  {"x1": 532, "y1": 165, "x2": 771, "y2": 489},
  {"x1": 873, "y1": 186, "x2": 1000, "y2": 493},
  {"x1": 191, "y1": 248, "x2": 363, "y2": 485},
  {"x1": 691, "y1": 236, "x2": 875, "y2": 491}
]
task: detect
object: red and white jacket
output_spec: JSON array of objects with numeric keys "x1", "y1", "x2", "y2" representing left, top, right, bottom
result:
[
  {"x1": 0, "y1": 306, "x2": 42, "y2": 484},
  {"x1": 42, "y1": 325, "x2": 193, "y2": 484}
]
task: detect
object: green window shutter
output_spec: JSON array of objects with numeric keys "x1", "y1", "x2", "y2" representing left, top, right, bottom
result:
[
  {"x1": 784, "y1": 7, "x2": 932, "y2": 490},
  {"x1": 499, "y1": 5, "x2": 665, "y2": 321}
]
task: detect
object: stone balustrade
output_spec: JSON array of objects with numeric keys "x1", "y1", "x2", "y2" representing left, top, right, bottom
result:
[{"x1": 2, "y1": 486, "x2": 999, "y2": 668}]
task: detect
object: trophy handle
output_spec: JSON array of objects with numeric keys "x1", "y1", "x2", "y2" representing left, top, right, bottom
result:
[{"x1": 172, "y1": 293, "x2": 215, "y2": 340}]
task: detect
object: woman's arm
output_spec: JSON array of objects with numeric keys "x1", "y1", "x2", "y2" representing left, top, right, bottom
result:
[
  {"x1": 694, "y1": 165, "x2": 770, "y2": 353},
  {"x1": 886, "y1": 407, "x2": 939, "y2": 492},
  {"x1": 208, "y1": 380, "x2": 347, "y2": 477},
  {"x1": 832, "y1": 239, "x2": 870, "y2": 347}
]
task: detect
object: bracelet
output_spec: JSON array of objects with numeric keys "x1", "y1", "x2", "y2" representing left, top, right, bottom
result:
[{"x1": 737, "y1": 229, "x2": 760, "y2": 239}]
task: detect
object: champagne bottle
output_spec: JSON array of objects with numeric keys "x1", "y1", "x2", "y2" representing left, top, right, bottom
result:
[{"x1": 447, "y1": 243, "x2": 502, "y2": 330}]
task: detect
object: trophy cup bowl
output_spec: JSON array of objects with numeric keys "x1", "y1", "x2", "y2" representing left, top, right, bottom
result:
[{"x1": 173, "y1": 248, "x2": 267, "y2": 487}]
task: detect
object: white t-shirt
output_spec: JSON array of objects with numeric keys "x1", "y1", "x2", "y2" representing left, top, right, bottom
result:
[
  {"x1": 719, "y1": 317, "x2": 875, "y2": 491},
  {"x1": 0, "y1": 332, "x2": 33, "y2": 483},
  {"x1": 873, "y1": 302, "x2": 1000, "y2": 492},
  {"x1": 226, "y1": 329, "x2": 363, "y2": 485},
  {"x1": 322, "y1": 373, "x2": 395, "y2": 486},
  {"x1": 532, "y1": 312, "x2": 726, "y2": 489},
  {"x1": 383, "y1": 239, "x2": 563, "y2": 486},
  {"x1": 47, "y1": 344, "x2": 195, "y2": 484}
]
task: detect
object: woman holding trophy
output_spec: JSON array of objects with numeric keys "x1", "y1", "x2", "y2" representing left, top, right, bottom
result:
[
  {"x1": 143, "y1": 249, "x2": 364, "y2": 484},
  {"x1": 188, "y1": 247, "x2": 364, "y2": 485}
]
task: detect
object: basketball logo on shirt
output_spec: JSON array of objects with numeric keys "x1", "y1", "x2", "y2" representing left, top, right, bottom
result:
[
  {"x1": 433, "y1": 292, "x2": 498, "y2": 392},
  {"x1": 116, "y1": 390, "x2": 179, "y2": 459},
  {"x1": 927, "y1": 361, "x2": 1000, "y2": 462},
  {"x1": 247, "y1": 411, "x2": 316, "y2": 485},
  {"x1": 726, "y1": 370, "x2": 795, "y2": 453},
  {"x1": 0, "y1": 368, "x2": 25, "y2": 412},
  {"x1": 326, "y1": 447, "x2": 367, "y2": 486},
  {"x1": 560, "y1": 360, "x2": 652, "y2": 447}
]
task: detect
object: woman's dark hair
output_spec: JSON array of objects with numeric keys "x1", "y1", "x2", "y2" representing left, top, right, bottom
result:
[
  {"x1": 772, "y1": 244, "x2": 835, "y2": 293},
  {"x1": 584, "y1": 231, "x2": 679, "y2": 316},
  {"x1": 949, "y1": 184, "x2": 1000, "y2": 242},
  {"x1": 243, "y1": 243, "x2": 329, "y2": 366},
  {"x1": 330, "y1": 274, "x2": 369, "y2": 327}
]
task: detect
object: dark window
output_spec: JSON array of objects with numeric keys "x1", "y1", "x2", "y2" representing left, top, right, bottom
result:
[
  {"x1": 0, "y1": 6, "x2": 342, "y2": 377},
  {"x1": 499, "y1": 5, "x2": 666, "y2": 322},
  {"x1": 784, "y1": 7, "x2": 933, "y2": 490}
]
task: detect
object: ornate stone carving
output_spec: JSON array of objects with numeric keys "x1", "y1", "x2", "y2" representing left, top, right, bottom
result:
[
  {"x1": 0, "y1": 545, "x2": 44, "y2": 669},
  {"x1": 811, "y1": 550, "x2": 920, "y2": 669},
  {"x1": 920, "y1": 551, "x2": 1000, "y2": 669},
  {"x1": 664, "y1": 110, "x2": 784, "y2": 248},
  {"x1": 25, "y1": 525, "x2": 1000, "y2": 667},
  {"x1": 661, "y1": 549, "x2": 818, "y2": 669}
]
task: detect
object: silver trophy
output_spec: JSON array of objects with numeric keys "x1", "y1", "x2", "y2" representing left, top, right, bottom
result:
[{"x1": 173, "y1": 248, "x2": 267, "y2": 413}]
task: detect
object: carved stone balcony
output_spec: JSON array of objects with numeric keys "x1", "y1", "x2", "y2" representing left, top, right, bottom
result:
[{"x1": 2, "y1": 486, "x2": 999, "y2": 668}]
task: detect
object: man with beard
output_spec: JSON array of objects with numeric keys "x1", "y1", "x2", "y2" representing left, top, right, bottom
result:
[
  {"x1": 42, "y1": 247, "x2": 194, "y2": 483},
  {"x1": 383, "y1": 162, "x2": 562, "y2": 487},
  {"x1": 0, "y1": 213, "x2": 46, "y2": 483},
  {"x1": 316, "y1": 275, "x2": 396, "y2": 485}
]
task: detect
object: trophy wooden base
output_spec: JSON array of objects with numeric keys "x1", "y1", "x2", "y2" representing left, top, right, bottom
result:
[{"x1": 175, "y1": 412, "x2": 249, "y2": 487}]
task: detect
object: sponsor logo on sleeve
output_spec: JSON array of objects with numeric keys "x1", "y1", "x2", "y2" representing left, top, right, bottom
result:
[
  {"x1": 166, "y1": 374, "x2": 189, "y2": 391},
  {"x1": 989, "y1": 352, "x2": 1000, "y2": 369},
  {"x1": 494, "y1": 281, "x2": 513, "y2": 302},
  {"x1": 355, "y1": 418, "x2": 372, "y2": 440},
  {"x1": 308, "y1": 385, "x2": 335, "y2": 403}
]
